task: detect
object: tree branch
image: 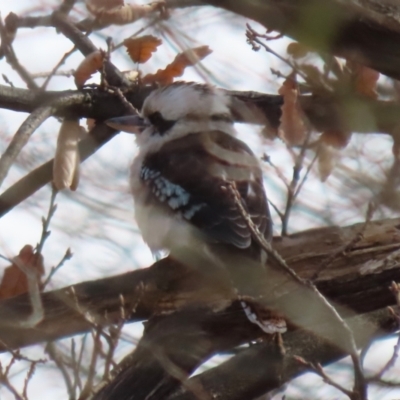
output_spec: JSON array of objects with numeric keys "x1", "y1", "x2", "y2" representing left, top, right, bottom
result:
[
  {"x1": 0, "y1": 106, "x2": 53, "y2": 188},
  {"x1": 0, "y1": 122, "x2": 116, "y2": 218},
  {"x1": 169, "y1": 307, "x2": 397, "y2": 400},
  {"x1": 201, "y1": 0, "x2": 400, "y2": 80},
  {"x1": 1, "y1": 218, "x2": 400, "y2": 352}
]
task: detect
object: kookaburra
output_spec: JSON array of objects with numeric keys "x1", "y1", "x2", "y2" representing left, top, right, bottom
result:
[
  {"x1": 107, "y1": 82, "x2": 286, "y2": 335},
  {"x1": 107, "y1": 82, "x2": 272, "y2": 263}
]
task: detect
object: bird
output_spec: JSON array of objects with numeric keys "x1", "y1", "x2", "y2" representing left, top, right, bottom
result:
[
  {"x1": 107, "y1": 82, "x2": 285, "y2": 334},
  {"x1": 107, "y1": 82, "x2": 272, "y2": 259}
]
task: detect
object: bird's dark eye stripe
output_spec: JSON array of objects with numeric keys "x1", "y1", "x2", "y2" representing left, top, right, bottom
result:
[{"x1": 148, "y1": 111, "x2": 176, "y2": 135}]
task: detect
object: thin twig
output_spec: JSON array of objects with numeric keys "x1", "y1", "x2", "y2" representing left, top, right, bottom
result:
[
  {"x1": 311, "y1": 201, "x2": 376, "y2": 280},
  {"x1": 0, "y1": 13, "x2": 38, "y2": 90},
  {"x1": 0, "y1": 367, "x2": 24, "y2": 400},
  {"x1": 0, "y1": 123, "x2": 117, "y2": 219},
  {"x1": 102, "y1": 295, "x2": 126, "y2": 380},
  {"x1": 22, "y1": 360, "x2": 39, "y2": 399},
  {"x1": 366, "y1": 283, "x2": 400, "y2": 381},
  {"x1": 281, "y1": 130, "x2": 313, "y2": 236},
  {"x1": 294, "y1": 356, "x2": 354, "y2": 398},
  {"x1": 51, "y1": 12, "x2": 129, "y2": 88},
  {"x1": 0, "y1": 105, "x2": 54, "y2": 188},
  {"x1": 246, "y1": 24, "x2": 308, "y2": 82},
  {"x1": 42, "y1": 248, "x2": 73, "y2": 288},
  {"x1": 46, "y1": 342, "x2": 75, "y2": 399},
  {"x1": 79, "y1": 327, "x2": 103, "y2": 400},
  {"x1": 40, "y1": 46, "x2": 77, "y2": 91},
  {"x1": 36, "y1": 187, "x2": 58, "y2": 255}
]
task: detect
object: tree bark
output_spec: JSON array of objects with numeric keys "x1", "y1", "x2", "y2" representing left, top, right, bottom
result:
[
  {"x1": 1, "y1": 217, "x2": 400, "y2": 352},
  {"x1": 201, "y1": 0, "x2": 400, "y2": 80}
]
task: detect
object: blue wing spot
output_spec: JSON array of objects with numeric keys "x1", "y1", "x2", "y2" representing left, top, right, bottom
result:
[{"x1": 141, "y1": 167, "x2": 191, "y2": 209}]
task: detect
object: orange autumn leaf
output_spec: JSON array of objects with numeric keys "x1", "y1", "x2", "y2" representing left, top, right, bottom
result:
[
  {"x1": 0, "y1": 245, "x2": 44, "y2": 300},
  {"x1": 347, "y1": 61, "x2": 380, "y2": 99},
  {"x1": 124, "y1": 35, "x2": 162, "y2": 63},
  {"x1": 86, "y1": 1, "x2": 164, "y2": 25},
  {"x1": 74, "y1": 50, "x2": 105, "y2": 88},
  {"x1": 355, "y1": 66, "x2": 379, "y2": 99},
  {"x1": 142, "y1": 45, "x2": 212, "y2": 85},
  {"x1": 278, "y1": 73, "x2": 307, "y2": 145},
  {"x1": 320, "y1": 130, "x2": 352, "y2": 149}
]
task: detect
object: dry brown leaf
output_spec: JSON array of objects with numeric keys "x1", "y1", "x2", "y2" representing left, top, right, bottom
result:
[
  {"x1": 317, "y1": 142, "x2": 339, "y2": 182},
  {"x1": 320, "y1": 130, "x2": 352, "y2": 149},
  {"x1": 53, "y1": 119, "x2": 82, "y2": 191},
  {"x1": 355, "y1": 66, "x2": 379, "y2": 99},
  {"x1": 124, "y1": 35, "x2": 162, "y2": 63},
  {"x1": 0, "y1": 245, "x2": 44, "y2": 300},
  {"x1": 347, "y1": 61, "x2": 380, "y2": 99},
  {"x1": 74, "y1": 50, "x2": 105, "y2": 88},
  {"x1": 278, "y1": 73, "x2": 307, "y2": 145},
  {"x1": 286, "y1": 42, "x2": 311, "y2": 59},
  {"x1": 70, "y1": 156, "x2": 80, "y2": 192},
  {"x1": 86, "y1": 1, "x2": 164, "y2": 25},
  {"x1": 142, "y1": 45, "x2": 212, "y2": 85}
]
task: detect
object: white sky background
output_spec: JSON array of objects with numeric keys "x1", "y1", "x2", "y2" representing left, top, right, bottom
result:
[{"x1": 0, "y1": 1, "x2": 398, "y2": 399}]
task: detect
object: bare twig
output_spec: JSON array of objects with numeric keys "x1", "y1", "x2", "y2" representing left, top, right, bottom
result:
[
  {"x1": 102, "y1": 296, "x2": 126, "y2": 380},
  {"x1": 246, "y1": 24, "x2": 308, "y2": 83},
  {"x1": 281, "y1": 130, "x2": 313, "y2": 236},
  {"x1": 0, "y1": 105, "x2": 54, "y2": 188},
  {"x1": 42, "y1": 248, "x2": 73, "y2": 289},
  {"x1": 40, "y1": 46, "x2": 77, "y2": 91},
  {"x1": 36, "y1": 187, "x2": 58, "y2": 256},
  {"x1": 22, "y1": 360, "x2": 39, "y2": 399},
  {"x1": 311, "y1": 201, "x2": 376, "y2": 280},
  {"x1": 51, "y1": 12, "x2": 129, "y2": 88},
  {"x1": 0, "y1": 364, "x2": 24, "y2": 400},
  {"x1": 365, "y1": 283, "x2": 400, "y2": 382},
  {"x1": 294, "y1": 356, "x2": 354, "y2": 398},
  {"x1": 0, "y1": 13, "x2": 38, "y2": 90},
  {"x1": 46, "y1": 342, "x2": 75, "y2": 399},
  {"x1": 79, "y1": 327, "x2": 103, "y2": 400},
  {"x1": 0, "y1": 123, "x2": 117, "y2": 219}
]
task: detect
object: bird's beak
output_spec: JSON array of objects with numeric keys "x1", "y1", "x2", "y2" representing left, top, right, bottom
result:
[{"x1": 105, "y1": 115, "x2": 150, "y2": 134}]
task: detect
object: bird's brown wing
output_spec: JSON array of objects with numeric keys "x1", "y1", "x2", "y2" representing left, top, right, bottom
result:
[{"x1": 141, "y1": 130, "x2": 272, "y2": 249}]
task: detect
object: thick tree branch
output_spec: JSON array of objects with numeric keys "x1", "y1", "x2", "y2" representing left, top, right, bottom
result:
[
  {"x1": 93, "y1": 303, "x2": 263, "y2": 400},
  {"x1": 1, "y1": 218, "x2": 400, "y2": 352},
  {"x1": 170, "y1": 307, "x2": 397, "y2": 400},
  {"x1": 2, "y1": 83, "x2": 399, "y2": 217},
  {"x1": 1, "y1": 84, "x2": 399, "y2": 135},
  {"x1": 201, "y1": 0, "x2": 400, "y2": 80}
]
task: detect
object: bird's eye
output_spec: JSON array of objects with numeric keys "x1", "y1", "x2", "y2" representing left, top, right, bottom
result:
[{"x1": 148, "y1": 111, "x2": 176, "y2": 135}]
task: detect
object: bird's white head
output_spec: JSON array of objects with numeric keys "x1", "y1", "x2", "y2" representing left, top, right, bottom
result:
[{"x1": 106, "y1": 82, "x2": 235, "y2": 149}]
